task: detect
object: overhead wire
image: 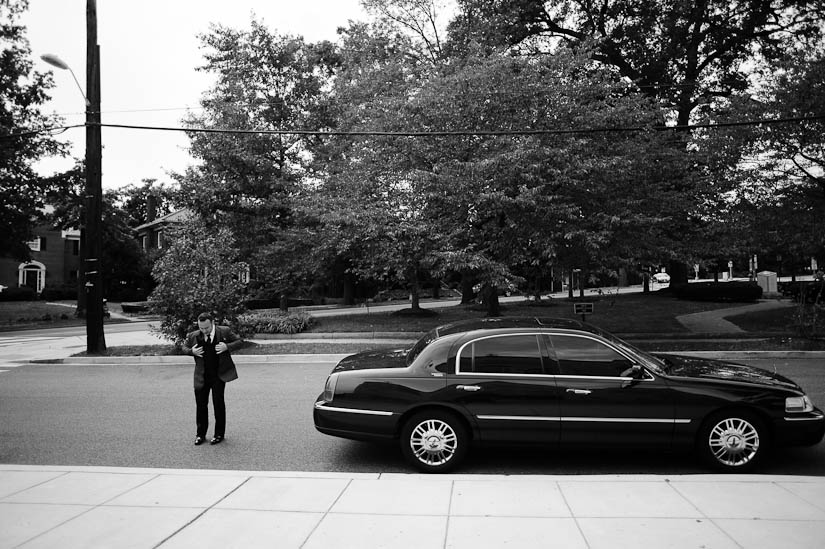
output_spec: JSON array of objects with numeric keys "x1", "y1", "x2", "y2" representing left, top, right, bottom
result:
[{"x1": 1, "y1": 114, "x2": 822, "y2": 140}]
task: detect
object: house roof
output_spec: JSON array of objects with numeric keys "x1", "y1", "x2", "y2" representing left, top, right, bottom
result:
[{"x1": 134, "y1": 209, "x2": 192, "y2": 232}]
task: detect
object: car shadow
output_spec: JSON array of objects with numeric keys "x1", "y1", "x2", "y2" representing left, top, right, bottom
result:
[{"x1": 332, "y1": 441, "x2": 824, "y2": 476}]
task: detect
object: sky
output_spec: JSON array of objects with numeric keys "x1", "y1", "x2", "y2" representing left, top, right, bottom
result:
[{"x1": 21, "y1": 0, "x2": 368, "y2": 189}]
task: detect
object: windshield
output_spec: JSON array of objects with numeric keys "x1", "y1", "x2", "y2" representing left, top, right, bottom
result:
[
  {"x1": 588, "y1": 326, "x2": 668, "y2": 374},
  {"x1": 406, "y1": 328, "x2": 440, "y2": 365}
]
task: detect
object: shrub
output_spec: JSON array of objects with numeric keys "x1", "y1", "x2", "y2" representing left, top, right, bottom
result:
[
  {"x1": 0, "y1": 286, "x2": 37, "y2": 301},
  {"x1": 671, "y1": 281, "x2": 763, "y2": 302},
  {"x1": 781, "y1": 281, "x2": 825, "y2": 304},
  {"x1": 147, "y1": 220, "x2": 248, "y2": 343},
  {"x1": 238, "y1": 311, "x2": 315, "y2": 335},
  {"x1": 40, "y1": 285, "x2": 77, "y2": 301}
]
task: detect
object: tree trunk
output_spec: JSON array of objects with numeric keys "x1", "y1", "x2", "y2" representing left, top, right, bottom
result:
[
  {"x1": 668, "y1": 260, "x2": 689, "y2": 285},
  {"x1": 461, "y1": 272, "x2": 475, "y2": 304},
  {"x1": 343, "y1": 274, "x2": 356, "y2": 305},
  {"x1": 483, "y1": 284, "x2": 501, "y2": 317}
]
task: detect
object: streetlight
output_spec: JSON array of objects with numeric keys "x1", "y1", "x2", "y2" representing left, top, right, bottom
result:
[
  {"x1": 39, "y1": 54, "x2": 90, "y2": 107},
  {"x1": 40, "y1": 0, "x2": 106, "y2": 353}
]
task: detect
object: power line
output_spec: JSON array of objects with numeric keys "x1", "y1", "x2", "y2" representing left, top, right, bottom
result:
[{"x1": 2, "y1": 114, "x2": 823, "y2": 140}]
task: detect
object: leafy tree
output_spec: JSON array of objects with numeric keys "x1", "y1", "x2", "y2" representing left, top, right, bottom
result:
[
  {"x1": 148, "y1": 218, "x2": 248, "y2": 343},
  {"x1": 44, "y1": 162, "x2": 154, "y2": 305},
  {"x1": 176, "y1": 20, "x2": 340, "y2": 294},
  {"x1": 449, "y1": 0, "x2": 824, "y2": 125},
  {"x1": 116, "y1": 178, "x2": 180, "y2": 228},
  {"x1": 727, "y1": 47, "x2": 825, "y2": 274},
  {"x1": 0, "y1": 0, "x2": 66, "y2": 259},
  {"x1": 447, "y1": 0, "x2": 825, "y2": 283}
]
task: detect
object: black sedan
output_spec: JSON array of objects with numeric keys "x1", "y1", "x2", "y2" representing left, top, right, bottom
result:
[{"x1": 314, "y1": 317, "x2": 824, "y2": 473}]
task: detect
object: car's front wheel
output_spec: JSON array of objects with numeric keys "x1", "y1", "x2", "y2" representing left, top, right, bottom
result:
[
  {"x1": 400, "y1": 410, "x2": 469, "y2": 473},
  {"x1": 697, "y1": 410, "x2": 768, "y2": 472}
]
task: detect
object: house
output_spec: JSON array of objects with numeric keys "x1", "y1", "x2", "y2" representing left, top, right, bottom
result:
[
  {"x1": 133, "y1": 209, "x2": 191, "y2": 252},
  {"x1": 0, "y1": 227, "x2": 81, "y2": 294}
]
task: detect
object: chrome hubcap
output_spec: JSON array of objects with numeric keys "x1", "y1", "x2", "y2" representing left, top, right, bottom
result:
[
  {"x1": 708, "y1": 417, "x2": 760, "y2": 467},
  {"x1": 410, "y1": 419, "x2": 457, "y2": 467}
]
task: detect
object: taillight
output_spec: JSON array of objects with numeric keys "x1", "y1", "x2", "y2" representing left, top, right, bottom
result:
[{"x1": 323, "y1": 374, "x2": 339, "y2": 402}]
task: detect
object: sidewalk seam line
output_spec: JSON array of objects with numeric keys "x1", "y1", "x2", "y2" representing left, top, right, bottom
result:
[
  {"x1": 667, "y1": 480, "x2": 744, "y2": 549},
  {"x1": 152, "y1": 474, "x2": 252, "y2": 549},
  {"x1": 299, "y1": 477, "x2": 353, "y2": 548},
  {"x1": 557, "y1": 481, "x2": 590, "y2": 548},
  {"x1": 443, "y1": 480, "x2": 456, "y2": 549}
]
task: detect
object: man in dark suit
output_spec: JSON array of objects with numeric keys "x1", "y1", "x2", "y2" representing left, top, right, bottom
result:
[{"x1": 182, "y1": 312, "x2": 242, "y2": 446}]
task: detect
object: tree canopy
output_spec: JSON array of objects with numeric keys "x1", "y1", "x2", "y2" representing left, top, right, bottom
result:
[{"x1": 0, "y1": 0, "x2": 66, "y2": 259}]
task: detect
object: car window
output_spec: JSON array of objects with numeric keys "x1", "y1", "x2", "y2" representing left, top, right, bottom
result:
[
  {"x1": 549, "y1": 335, "x2": 633, "y2": 377},
  {"x1": 459, "y1": 334, "x2": 545, "y2": 375}
]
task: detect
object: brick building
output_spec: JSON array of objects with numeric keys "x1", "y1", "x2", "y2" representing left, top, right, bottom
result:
[{"x1": 0, "y1": 228, "x2": 81, "y2": 294}]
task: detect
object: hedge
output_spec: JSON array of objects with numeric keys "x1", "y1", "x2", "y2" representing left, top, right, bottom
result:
[
  {"x1": 779, "y1": 281, "x2": 825, "y2": 303},
  {"x1": 0, "y1": 287, "x2": 37, "y2": 301},
  {"x1": 238, "y1": 311, "x2": 315, "y2": 334},
  {"x1": 671, "y1": 281, "x2": 763, "y2": 302}
]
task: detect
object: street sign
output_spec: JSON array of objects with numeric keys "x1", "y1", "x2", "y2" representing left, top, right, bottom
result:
[{"x1": 573, "y1": 302, "x2": 594, "y2": 319}]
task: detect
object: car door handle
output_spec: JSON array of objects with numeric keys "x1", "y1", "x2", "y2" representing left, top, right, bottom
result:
[
  {"x1": 566, "y1": 389, "x2": 592, "y2": 395},
  {"x1": 457, "y1": 385, "x2": 482, "y2": 392}
]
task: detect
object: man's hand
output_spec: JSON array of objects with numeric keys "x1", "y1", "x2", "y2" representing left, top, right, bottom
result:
[
  {"x1": 215, "y1": 341, "x2": 228, "y2": 354},
  {"x1": 192, "y1": 344, "x2": 204, "y2": 357}
]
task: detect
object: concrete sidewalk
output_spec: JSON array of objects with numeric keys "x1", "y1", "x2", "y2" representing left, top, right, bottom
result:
[{"x1": 2, "y1": 465, "x2": 824, "y2": 549}]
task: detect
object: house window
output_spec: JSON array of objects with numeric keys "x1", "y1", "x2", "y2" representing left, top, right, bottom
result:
[
  {"x1": 26, "y1": 237, "x2": 41, "y2": 252},
  {"x1": 141, "y1": 235, "x2": 148, "y2": 250},
  {"x1": 156, "y1": 230, "x2": 163, "y2": 249}
]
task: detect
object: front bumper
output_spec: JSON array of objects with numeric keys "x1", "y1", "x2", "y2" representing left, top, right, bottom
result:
[{"x1": 774, "y1": 408, "x2": 825, "y2": 447}]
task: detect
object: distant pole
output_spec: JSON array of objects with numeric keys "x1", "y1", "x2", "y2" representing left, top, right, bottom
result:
[{"x1": 85, "y1": 0, "x2": 106, "y2": 352}]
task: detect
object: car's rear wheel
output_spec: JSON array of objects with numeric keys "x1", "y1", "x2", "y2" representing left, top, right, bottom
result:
[
  {"x1": 697, "y1": 411, "x2": 768, "y2": 472},
  {"x1": 400, "y1": 410, "x2": 469, "y2": 473}
]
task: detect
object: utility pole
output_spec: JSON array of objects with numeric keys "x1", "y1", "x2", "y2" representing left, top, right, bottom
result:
[{"x1": 85, "y1": 0, "x2": 106, "y2": 352}]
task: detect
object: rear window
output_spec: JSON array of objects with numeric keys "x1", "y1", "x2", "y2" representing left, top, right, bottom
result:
[{"x1": 458, "y1": 334, "x2": 545, "y2": 375}]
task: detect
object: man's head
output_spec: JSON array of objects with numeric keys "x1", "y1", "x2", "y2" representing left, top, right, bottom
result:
[{"x1": 197, "y1": 312, "x2": 214, "y2": 335}]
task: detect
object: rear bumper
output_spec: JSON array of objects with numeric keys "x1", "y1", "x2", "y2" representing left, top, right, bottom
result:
[{"x1": 313, "y1": 400, "x2": 398, "y2": 442}]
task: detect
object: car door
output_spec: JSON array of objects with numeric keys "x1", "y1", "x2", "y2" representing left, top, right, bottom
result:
[
  {"x1": 448, "y1": 333, "x2": 561, "y2": 445},
  {"x1": 547, "y1": 334, "x2": 676, "y2": 448}
]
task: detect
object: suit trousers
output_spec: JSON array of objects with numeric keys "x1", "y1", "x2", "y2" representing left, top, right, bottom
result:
[{"x1": 195, "y1": 378, "x2": 226, "y2": 438}]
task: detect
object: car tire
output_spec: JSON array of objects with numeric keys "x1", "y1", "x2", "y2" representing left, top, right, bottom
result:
[
  {"x1": 696, "y1": 410, "x2": 769, "y2": 472},
  {"x1": 400, "y1": 410, "x2": 469, "y2": 473}
]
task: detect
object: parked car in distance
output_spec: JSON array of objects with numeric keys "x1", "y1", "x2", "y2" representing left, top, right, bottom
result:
[
  {"x1": 652, "y1": 272, "x2": 671, "y2": 283},
  {"x1": 314, "y1": 317, "x2": 824, "y2": 473}
]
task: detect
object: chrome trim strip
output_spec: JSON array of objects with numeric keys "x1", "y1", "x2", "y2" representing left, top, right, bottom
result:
[
  {"x1": 784, "y1": 415, "x2": 825, "y2": 422},
  {"x1": 478, "y1": 415, "x2": 559, "y2": 421},
  {"x1": 562, "y1": 417, "x2": 691, "y2": 424},
  {"x1": 477, "y1": 415, "x2": 690, "y2": 424},
  {"x1": 314, "y1": 402, "x2": 393, "y2": 416}
]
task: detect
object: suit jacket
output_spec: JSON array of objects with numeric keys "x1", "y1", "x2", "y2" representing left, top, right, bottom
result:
[{"x1": 182, "y1": 325, "x2": 242, "y2": 389}]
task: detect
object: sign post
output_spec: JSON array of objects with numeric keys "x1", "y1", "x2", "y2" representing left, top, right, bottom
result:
[{"x1": 573, "y1": 302, "x2": 594, "y2": 322}]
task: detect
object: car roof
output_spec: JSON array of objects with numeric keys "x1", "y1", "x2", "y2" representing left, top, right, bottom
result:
[{"x1": 433, "y1": 317, "x2": 597, "y2": 338}]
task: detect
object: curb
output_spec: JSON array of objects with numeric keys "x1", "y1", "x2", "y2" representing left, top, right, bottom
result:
[{"x1": 32, "y1": 354, "x2": 351, "y2": 365}]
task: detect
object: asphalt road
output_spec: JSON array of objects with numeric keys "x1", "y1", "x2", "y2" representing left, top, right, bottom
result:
[{"x1": 1, "y1": 357, "x2": 823, "y2": 476}]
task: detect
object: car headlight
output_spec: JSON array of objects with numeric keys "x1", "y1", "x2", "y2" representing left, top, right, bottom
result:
[
  {"x1": 323, "y1": 374, "x2": 339, "y2": 402},
  {"x1": 785, "y1": 395, "x2": 813, "y2": 413}
]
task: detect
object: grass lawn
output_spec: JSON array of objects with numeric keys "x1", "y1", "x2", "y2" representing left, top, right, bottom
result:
[
  {"x1": 307, "y1": 293, "x2": 765, "y2": 334},
  {"x1": 0, "y1": 300, "x2": 85, "y2": 330},
  {"x1": 0, "y1": 300, "x2": 133, "y2": 331},
  {"x1": 71, "y1": 292, "x2": 825, "y2": 356}
]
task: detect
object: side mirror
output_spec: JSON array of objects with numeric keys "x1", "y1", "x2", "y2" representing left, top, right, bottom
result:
[
  {"x1": 620, "y1": 365, "x2": 646, "y2": 387},
  {"x1": 620, "y1": 364, "x2": 642, "y2": 378}
]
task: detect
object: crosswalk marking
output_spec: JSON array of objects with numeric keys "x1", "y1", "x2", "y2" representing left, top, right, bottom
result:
[{"x1": 0, "y1": 336, "x2": 62, "y2": 347}]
